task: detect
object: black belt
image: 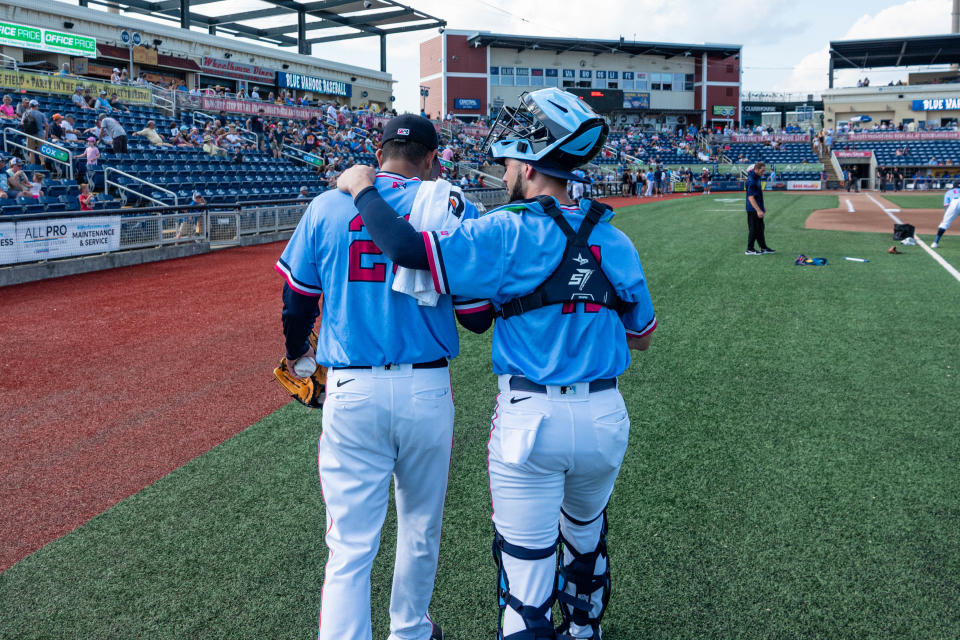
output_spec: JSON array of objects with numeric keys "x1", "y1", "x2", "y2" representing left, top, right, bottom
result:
[
  {"x1": 335, "y1": 357, "x2": 448, "y2": 371},
  {"x1": 509, "y1": 376, "x2": 617, "y2": 394}
]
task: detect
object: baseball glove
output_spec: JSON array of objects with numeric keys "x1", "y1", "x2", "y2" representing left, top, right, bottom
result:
[{"x1": 274, "y1": 330, "x2": 328, "y2": 409}]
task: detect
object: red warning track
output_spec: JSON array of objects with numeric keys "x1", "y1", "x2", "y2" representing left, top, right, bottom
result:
[{"x1": 0, "y1": 243, "x2": 290, "y2": 571}]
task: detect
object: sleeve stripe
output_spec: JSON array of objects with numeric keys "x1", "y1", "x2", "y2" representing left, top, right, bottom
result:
[
  {"x1": 455, "y1": 301, "x2": 493, "y2": 315},
  {"x1": 626, "y1": 316, "x2": 657, "y2": 338},
  {"x1": 422, "y1": 231, "x2": 448, "y2": 294},
  {"x1": 274, "y1": 262, "x2": 322, "y2": 297}
]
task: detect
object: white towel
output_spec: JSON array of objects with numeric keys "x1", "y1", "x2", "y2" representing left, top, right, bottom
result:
[{"x1": 392, "y1": 178, "x2": 465, "y2": 306}]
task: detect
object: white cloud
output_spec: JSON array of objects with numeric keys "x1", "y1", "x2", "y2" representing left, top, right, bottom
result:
[{"x1": 779, "y1": 0, "x2": 951, "y2": 91}]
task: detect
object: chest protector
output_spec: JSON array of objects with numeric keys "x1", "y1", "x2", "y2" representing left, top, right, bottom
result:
[{"x1": 498, "y1": 196, "x2": 635, "y2": 319}]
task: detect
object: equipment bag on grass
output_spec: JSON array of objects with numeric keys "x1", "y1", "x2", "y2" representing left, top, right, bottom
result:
[{"x1": 893, "y1": 223, "x2": 915, "y2": 241}]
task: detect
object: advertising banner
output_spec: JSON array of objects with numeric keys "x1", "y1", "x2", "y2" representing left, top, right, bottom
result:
[
  {"x1": 0, "y1": 221, "x2": 16, "y2": 265},
  {"x1": 201, "y1": 97, "x2": 327, "y2": 121},
  {"x1": 713, "y1": 105, "x2": 737, "y2": 117},
  {"x1": 40, "y1": 143, "x2": 70, "y2": 164},
  {"x1": 13, "y1": 216, "x2": 120, "y2": 263},
  {"x1": 277, "y1": 72, "x2": 351, "y2": 98},
  {"x1": 622, "y1": 92, "x2": 650, "y2": 109},
  {"x1": 911, "y1": 98, "x2": 960, "y2": 111},
  {"x1": 834, "y1": 150, "x2": 872, "y2": 158},
  {"x1": 842, "y1": 131, "x2": 960, "y2": 141},
  {"x1": 0, "y1": 69, "x2": 152, "y2": 104},
  {"x1": 786, "y1": 180, "x2": 822, "y2": 190},
  {"x1": 454, "y1": 98, "x2": 481, "y2": 110},
  {"x1": 775, "y1": 163, "x2": 824, "y2": 172},
  {"x1": 0, "y1": 21, "x2": 96, "y2": 57},
  {"x1": 201, "y1": 56, "x2": 275, "y2": 83},
  {"x1": 731, "y1": 133, "x2": 809, "y2": 143}
]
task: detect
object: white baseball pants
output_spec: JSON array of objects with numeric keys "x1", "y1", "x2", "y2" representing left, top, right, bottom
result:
[
  {"x1": 939, "y1": 199, "x2": 960, "y2": 230},
  {"x1": 488, "y1": 374, "x2": 630, "y2": 637},
  {"x1": 318, "y1": 364, "x2": 454, "y2": 640}
]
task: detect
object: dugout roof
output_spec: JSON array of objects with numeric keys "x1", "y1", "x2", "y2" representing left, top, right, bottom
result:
[
  {"x1": 467, "y1": 33, "x2": 741, "y2": 59},
  {"x1": 76, "y1": 0, "x2": 445, "y2": 69},
  {"x1": 829, "y1": 34, "x2": 960, "y2": 86}
]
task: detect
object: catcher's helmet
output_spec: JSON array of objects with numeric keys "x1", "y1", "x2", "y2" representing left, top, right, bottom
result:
[{"x1": 482, "y1": 88, "x2": 608, "y2": 182}]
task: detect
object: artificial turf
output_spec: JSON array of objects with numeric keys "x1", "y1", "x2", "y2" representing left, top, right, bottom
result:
[
  {"x1": 882, "y1": 193, "x2": 947, "y2": 209},
  {"x1": 2, "y1": 193, "x2": 959, "y2": 640}
]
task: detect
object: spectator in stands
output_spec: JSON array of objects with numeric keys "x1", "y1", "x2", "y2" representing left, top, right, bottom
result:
[
  {"x1": 0, "y1": 95, "x2": 15, "y2": 119},
  {"x1": 120, "y1": 69, "x2": 129, "y2": 83},
  {"x1": 298, "y1": 185, "x2": 310, "y2": 200},
  {"x1": 15, "y1": 96, "x2": 29, "y2": 117},
  {"x1": 49, "y1": 113, "x2": 66, "y2": 142},
  {"x1": 236, "y1": 86, "x2": 248, "y2": 100},
  {"x1": 57, "y1": 63, "x2": 71, "y2": 77},
  {"x1": 224, "y1": 124, "x2": 244, "y2": 150},
  {"x1": 83, "y1": 88, "x2": 97, "y2": 109},
  {"x1": 28, "y1": 172, "x2": 44, "y2": 199},
  {"x1": 95, "y1": 90, "x2": 113, "y2": 112},
  {"x1": 251, "y1": 86, "x2": 261, "y2": 100},
  {"x1": 78, "y1": 183, "x2": 93, "y2": 211},
  {"x1": 71, "y1": 86, "x2": 90, "y2": 110},
  {"x1": 176, "y1": 80, "x2": 188, "y2": 92},
  {"x1": 21, "y1": 100, "x2": 48, "y2": 164},
  {"x1": 75, "y1": 137, "x2": 100, "y2": 176},
  {"x1": 109, "y1": 93, "x2": 131, "y2": 114},
  {"x1": 176, "y1": 192, "x2": 206, "y2": 240},
  {"x1": 110, "y1": 68, "x2": 122, "y2": 83},
  {"x1": 132, "y1": 120, "x2": 171, "y2": 147},
  {"x1": 246, "y1": 108, "x2": 266, "y2": 151},
  {"x1": 269, "y1": 124, "x2": 284, "y2": 159},
  {"x1": 7, "y1": 158, "x2": 30, "y2": 197},
  {"x1": 203, "y1": 134, "x2": 226, "y2": 157},
  {"x1": 98, "y1": 114, "x2": 128, "y2": 154}
]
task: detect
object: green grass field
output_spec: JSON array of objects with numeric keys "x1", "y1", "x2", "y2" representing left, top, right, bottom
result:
[
  {"x1": 883, "y1": 193, "x2": 945, "y2": 209},
  {"x1": 3, "y1": 194, "x2": 959, "y2": 639}
]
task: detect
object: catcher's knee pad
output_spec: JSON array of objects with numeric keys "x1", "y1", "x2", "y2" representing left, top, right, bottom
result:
[
  {"x1": 556, "y1": 509, "x2": 610, "y2": 639},
  {"x1": 492, "y1": 528, "x2": 558, "y2": 640}
]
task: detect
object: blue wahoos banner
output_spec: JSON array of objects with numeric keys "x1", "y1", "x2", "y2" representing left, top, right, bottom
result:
[
  {"x1": 454, "y1": 98, "x2": 481, "y2": 110},
  {"x1": 278, "y1": 72, "x2": 352, "y2": 98},
  {"x1": 912, "y1": 97, "x2": 960, "y2": 111}
]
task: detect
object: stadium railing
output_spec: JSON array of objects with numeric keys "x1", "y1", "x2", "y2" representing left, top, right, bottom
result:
[
  {"x1": 105, "y1": 167, "x2": 178, "y2": 207},
  {"x1": 3, "y1": 129, "x2": 74, "y2": 180}
]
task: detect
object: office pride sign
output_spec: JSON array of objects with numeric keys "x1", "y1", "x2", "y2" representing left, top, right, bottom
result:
[{"x1": 0, "y1": 21, "x2": 96, "y2": 58}]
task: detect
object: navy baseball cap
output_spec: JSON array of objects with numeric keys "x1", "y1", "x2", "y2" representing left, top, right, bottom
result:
[{"x1": 381, "y1": 114, "x2": 438, "y2": 150}]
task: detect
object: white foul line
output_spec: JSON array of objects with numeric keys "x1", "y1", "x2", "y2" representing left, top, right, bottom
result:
[
  {"x1": 866, "y1": 193, "x2": 960, "y2": 283},
  {"x1": 845, "y1": 198, "x2": 854, "y2": 212}
]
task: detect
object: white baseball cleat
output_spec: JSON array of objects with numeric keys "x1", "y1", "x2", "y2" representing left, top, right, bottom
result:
[{"x1": 931, "y1": 241, "x2": 939, "y2": 248}]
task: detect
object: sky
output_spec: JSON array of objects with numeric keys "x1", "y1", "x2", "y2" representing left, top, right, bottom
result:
[{"x1": 59, "y1": 0, "x2": 957, "y2": 111}]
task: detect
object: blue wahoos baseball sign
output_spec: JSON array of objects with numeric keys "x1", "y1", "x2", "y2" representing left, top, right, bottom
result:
[
  {"x1": 278, "y1": 72, "x2": 352, "y2": 97},
  {"x1": 454, "y1": 98, "x2": 481, "y2": 110},
  {"x1": 912, "y1": 97, "x2": 960, "y2": 111}
]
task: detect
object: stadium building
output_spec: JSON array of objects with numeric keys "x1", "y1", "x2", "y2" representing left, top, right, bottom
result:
[
  {"x1": 419, "y1": 30, "x2": 742, "y2": 130},
  {"x1": 0, "y1": 0, "x2": 404, "y2": 107}
]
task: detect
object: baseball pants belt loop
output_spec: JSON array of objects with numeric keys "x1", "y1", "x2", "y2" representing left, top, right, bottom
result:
[
  {"x1": 333, "y1": 357, "x2": 449, "y2": 371},
  {"x1": 508, "y1": 375, "x2": 617, "y2": 395}
]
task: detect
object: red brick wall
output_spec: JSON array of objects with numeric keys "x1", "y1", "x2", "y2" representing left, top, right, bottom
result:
[
  {"x1": 445, "y1": 35, "x2": 486, "y2": 74},
  {"x1": 447, "y1": 76, "x2": 486, "y2": 114},
  {"x1": 420, "y1": 35, "x2": 442, "y2": 79},
  {"x1": 706, "y1": 54, "x2": 740, "y2": 83},
  {"x1": 419, "y1": 78, "x2": 442, "y2": 120}
]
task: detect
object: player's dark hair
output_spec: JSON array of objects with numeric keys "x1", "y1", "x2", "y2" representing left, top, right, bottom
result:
[{"x1": 381, "y1": 139, "x2": 432, "y2": 164}]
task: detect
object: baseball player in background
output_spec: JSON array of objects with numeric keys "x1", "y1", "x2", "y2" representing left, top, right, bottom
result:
[
  {"x1": 338, "y1": 87, "x2": 657, "y2": 640},
  {"x1": 932, "y1": 194, "x2": 960, "y2": 248},
  {"x1": 276, "y1": 114, "x2": 491, "y2": 640}
]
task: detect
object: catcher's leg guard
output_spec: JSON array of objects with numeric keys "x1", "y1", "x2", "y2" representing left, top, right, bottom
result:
[
  {"x1": 492, "y1": 529, "x2": 558, "y2": 640},
  {"x1": 556, "y1": 509, "x2": 610, "y2": 640}
]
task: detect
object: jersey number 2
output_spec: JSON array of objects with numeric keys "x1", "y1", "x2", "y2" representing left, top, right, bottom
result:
[{"x1": 348, "y1": 214, "x2": 386, "y2": 282}]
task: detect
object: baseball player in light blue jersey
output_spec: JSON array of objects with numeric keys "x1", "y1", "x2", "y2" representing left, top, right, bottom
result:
[
  {"x1": 276, "y1": 114, "x2": 491, "y2": 640},
  {"x1": 337, "y1": 88, "x2": 656, "y2": 640},
  {"x1": 942, "y1": 186, "x2": 960, "y2": 207},
  {"x1": 932, "y1": 195, "x2": 960, "y2": 248}
]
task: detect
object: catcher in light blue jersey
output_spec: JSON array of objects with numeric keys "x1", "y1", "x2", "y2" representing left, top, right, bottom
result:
[
  {"x1": 277, "y1": 114, "x2": 490, "y2": 640},
  {"x1": 338, "y1": 88, "x2": 656, "y2": 640}
]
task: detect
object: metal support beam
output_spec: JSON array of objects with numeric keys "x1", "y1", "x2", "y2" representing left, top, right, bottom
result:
[
  {"x1": 180, "y1": 0, "x2": 189, "y2": 30},
  {"x1": 298, "y1": 9, "x2": 309, "y2": 55},
  {"x1": 895, "y1": 40, "x2": 908, "y2": 66},
  {"x1": 208, "y1": 23, "x2": 216, "y2": 35},
  {"x1": 828, "y1": 56, "x2": 834, "y2": 89},
  {"x1": 380, "y1": 33, "x2": 387, "y2": 72}
]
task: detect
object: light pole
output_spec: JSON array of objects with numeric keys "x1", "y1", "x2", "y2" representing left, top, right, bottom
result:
[{"x1": 419, "y1": 85, "x2": 429, "y2": 115}]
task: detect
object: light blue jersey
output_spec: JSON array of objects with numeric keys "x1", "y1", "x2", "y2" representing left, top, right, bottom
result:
[
  {"x1": 276, "y1": 171, "x2": 482, "y2": 367},
  {"x1": 422, "y1": 197, "x2": 656, "y2": 385},
  {"x1": 944, "y1": 187, "x2": 960, "y2": 207}
]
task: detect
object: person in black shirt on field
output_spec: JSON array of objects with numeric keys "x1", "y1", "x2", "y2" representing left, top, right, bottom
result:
[{"x1": 745, "y1": 162, "x2": 774, "y2": 255}]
